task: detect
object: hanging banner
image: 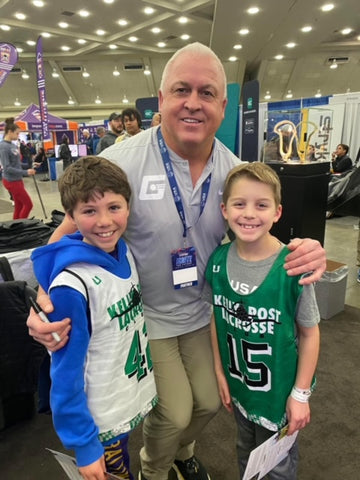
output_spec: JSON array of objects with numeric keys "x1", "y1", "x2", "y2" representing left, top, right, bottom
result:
[
  {"x1": 0, "y1": 42, "x2": 18, "y2": 87},
  {"x1": 241, "y1": 80, "x2": 259, "y2": 162},
  {"x1": 36, "y1": 36, "x2": 51, "y2": 142}
]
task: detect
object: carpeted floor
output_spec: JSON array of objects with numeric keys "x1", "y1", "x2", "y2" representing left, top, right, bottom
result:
[
  {"x1": 0, "y1": 199, "x2": 13, "y2": 214},
  {"x1": 0, "y1": 306, "x2": 359, "y2": 479}
]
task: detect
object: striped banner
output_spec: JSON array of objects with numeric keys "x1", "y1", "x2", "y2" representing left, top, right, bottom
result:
[{"x1": 36, "y1": 36, "x2": 51, "y2": 142}]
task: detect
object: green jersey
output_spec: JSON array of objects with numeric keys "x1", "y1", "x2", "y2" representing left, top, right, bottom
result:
[{"x1": 206, "y1": 243, "x2": 303, "y2": 431}]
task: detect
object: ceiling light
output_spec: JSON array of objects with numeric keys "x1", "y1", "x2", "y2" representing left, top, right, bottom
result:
[
  {"x1": 157, "y1": 42, "x2": 166, "y2": 48},
  {"x1": 78, "y1": 10, "x2": 90, "y2": 17},
  {"x1": 58, "y1": 22, "x2": 69, "y2": 28},
  {"x1": 275, "y1": 54, "x2": 284, "y2": 60},
  {"x1": 32, "y1": 0, "x2": 45, "y2": 6},
  {"x1": 78, "y1": 39, "x2": 86, "y2": 44},
  {"x1": 96, "y1": 29, "x2": 106, "y2": 36},
  {"x1": 17, "y1": 47, "x2": 24, "y2": 53},
  {"x1": 329, "y1": 59, "x2": 338, "y2": 69},
  {"x1": 144, "y1": 7, "x2": 155, "y2": 14},
  {"x1": 315, "y1": 89, "x2": 322, "y2": 98},
  {"x1": 68, "y1": 96, "x2": 75, "y2": 105},
  {"x1": 286, "y1": 42, "x2": 296, "y2": 48},
  {"x1": 26, "y1": 40, "x2": 36, "y2": 46},
  {"x1": 264, "y1": 91, "x2": 271, "y2": 100},
  {"x1": 181, "y1": 34, "x2": 190, "y2": 40},
  {"x1": 41, "y1": 32, "x2": 51, "y2": 38},
  {"x1": 178, "y1": 17, "x2": 188, "y2": 24},
  {"x1": 118, "y1": 19, "x2": 128, "y2": 26},
  {"x1": 0, "y1": 25, "x2": 11, "y2": 31},
  {"x1": 15, "y1": 13, "x2": 26, "y2": 20},
  {"x1": 61, "y1": 46, "x2": 70, "y2": 51},
  {"x1": 122, "y1": 95, "x2": 129, "y2": 104},
  {"x1": 109, "y1": 44, "x2": 118, "y2": 49},
  {"x1": 113, "y1": 66, "x2": 120, "y2": 76},
  {"x1": 144, "y1": 66, "x2": 151, "y2": 75},
  {"x1": 21, "y1": 69, "x2": 29, "y2": 79},
  {"x1": 14, "y1": 98, "x2": 21, "y2": 106},
  {"x1": 129, "y1": 36, "x2": 138, "y2": 42},
  {"x1": 52, "y1": 68, "x2": 59, "y2": 78},
  {"x1": 152, "y1": 27, "x2": 161, "y2": 34},
  {"x1": 103, "y1": 0, "x2": 114, "y2": 3},
  {"x1": 321, "y1": 3, "x2": 334, "y2": 12},
  {"x1": 82, "y1": 68, "x2": 90, "y2": 78},
  {"x1": 247, "y1": 7, "x2": 260, "y2": 14},
  {"x1": 239, "y1": 28, "x2": 249, "y2": 35},
  {"x1": 301, "y1": 25, "x2": 312, "y2": 33},
  {"x1": 341, "y1": 28, "x2": 352, "y2": 35},
  {"x1": 95, "y1": 96, "x2": 102, "y2": 104},
  {"x1": 233, "y1": 44, "x2": 242, "y2": 50},
  {"x1": 229, "y1": 56, "x2": 237, "y2": 62},
  {"x1": 286, "y1": 90, "x2": 293, "y2": 99}
]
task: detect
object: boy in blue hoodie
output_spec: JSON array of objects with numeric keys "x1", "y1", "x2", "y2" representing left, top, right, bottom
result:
[{"x1": 31, "y1": 156, "x2": 157, "y2": 480}]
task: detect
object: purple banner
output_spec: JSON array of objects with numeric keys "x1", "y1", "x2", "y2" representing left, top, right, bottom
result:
[
  {"x1": 36, "y1": 36, "x2": 51, "y2": 141},
  {"x1": 0, "y1": 42, "x2": 18, "y2": 87}
]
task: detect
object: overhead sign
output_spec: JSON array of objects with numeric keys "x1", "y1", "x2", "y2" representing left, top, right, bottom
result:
[{"x1": 0, "y1": 43, "x2": 18, "y2": 88}]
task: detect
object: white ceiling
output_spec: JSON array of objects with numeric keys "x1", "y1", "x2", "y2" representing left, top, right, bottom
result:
[{"x1": 0, "y1": 0, "x2": 360, "y2": 120}]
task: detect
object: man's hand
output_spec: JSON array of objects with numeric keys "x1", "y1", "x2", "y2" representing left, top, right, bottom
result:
[
  {"x1": 285, "y1": 238, "x2": 326, "y2": 284},
  {"x1": 27, "y1": 305, "x2": 71, "y2": 352}
]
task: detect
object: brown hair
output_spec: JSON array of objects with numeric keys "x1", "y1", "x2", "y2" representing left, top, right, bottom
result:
[
  {"x1": 58, "y1": 156, "x2": 131, "y2": 215},
  {"x1": 4, "y1": 117, "x2": 20, "y2": 135},
  {"x1": 223, "y1": 162, "x2": 282, "y2": 207}
]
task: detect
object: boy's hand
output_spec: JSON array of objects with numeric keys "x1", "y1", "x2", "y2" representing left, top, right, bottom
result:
[
  {"x1": 286, "y1": 395, "x2": 311, "y2": 436},
  {"x1": 285, "y1": 238, "x2": 326, "y2": 284},
  {"x1": 79, "y1": 455, "x2": 106, "y2": 480},
  {"x1": 216, "y1": 371, "x2": 233, "y2": 413}
]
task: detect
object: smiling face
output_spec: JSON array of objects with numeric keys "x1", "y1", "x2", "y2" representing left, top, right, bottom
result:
[
  {"x1": 158, "y1": 51, "x2": 227, "y2": 160},
  {"x1": 221, "y1": 177, "x2": 282, "y2": 248},
  {"x1": 69, "y1": 191, "x2": 130, "y2": 253}
]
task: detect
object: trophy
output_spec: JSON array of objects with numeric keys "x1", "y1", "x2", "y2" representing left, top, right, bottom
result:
[{"x1": 273, "y1": 120, "x2": 318, "y2": 163}]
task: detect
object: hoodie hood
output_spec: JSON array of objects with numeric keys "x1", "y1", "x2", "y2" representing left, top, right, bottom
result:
[{"x1": 31, "y1": 232, "x2": 129, "y2": 292}]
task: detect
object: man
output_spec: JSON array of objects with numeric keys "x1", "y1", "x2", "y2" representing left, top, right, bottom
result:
[
  {"x1": 27, "y1": 43, "x2": 326, "y2": 480},
  {"x1": 96, "y1": 112, "x2": 124, "y2": 153},
  {"x1": 116, "y1": 107, "x2": 143, "y2": 141},
  {"x1": 331, "y1": 143, "x2": 353, "y2": 173},
  {"x1": 82, "y1": 128, "x2": 93, "y2": 155}
]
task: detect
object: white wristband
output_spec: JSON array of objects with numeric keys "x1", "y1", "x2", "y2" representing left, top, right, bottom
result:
[{"x1": 290, "y1": 386, "x2": 311, "y2": 403}]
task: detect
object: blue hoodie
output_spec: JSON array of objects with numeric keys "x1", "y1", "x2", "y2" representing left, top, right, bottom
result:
[{"x1": 31, "y1": 232, "x2": 132, "y2": 467}]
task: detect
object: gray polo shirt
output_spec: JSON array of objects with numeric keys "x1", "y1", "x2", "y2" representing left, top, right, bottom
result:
[{"x1": 102, "y1": 127, "x2": 240, "y2": 339}]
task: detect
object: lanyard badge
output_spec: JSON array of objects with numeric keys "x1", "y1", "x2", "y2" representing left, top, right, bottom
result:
[{"x1": 157, "y1": 128, "x2": 211, "y2": 290}]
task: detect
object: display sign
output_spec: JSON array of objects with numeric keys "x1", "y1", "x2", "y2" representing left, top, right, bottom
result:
[
  {"x1": 241, "y1": 80, "x2": 259, "y2": 162},
  {"x1": 0, "y1": 42, "x2": 18, "y2": 87},
  {"x1": 36, "y1": 36, "x2": 51, "y2": 142}
]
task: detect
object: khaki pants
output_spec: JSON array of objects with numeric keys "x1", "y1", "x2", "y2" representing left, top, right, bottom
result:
[{"x1": 140, "y1": 325, "x2": 221, "y2": 480}]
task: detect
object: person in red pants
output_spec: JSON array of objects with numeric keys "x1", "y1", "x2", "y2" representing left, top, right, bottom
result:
[{"x1": 0, "y1": 118, "x2": 36, "y2": 219}]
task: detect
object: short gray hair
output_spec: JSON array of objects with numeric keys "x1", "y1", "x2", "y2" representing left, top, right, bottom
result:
[{"x1": 159, "y1": 42, "x2": 227, "y2": 99}]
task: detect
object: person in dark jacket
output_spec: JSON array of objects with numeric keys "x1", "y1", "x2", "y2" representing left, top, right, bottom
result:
[
  {"x1": 58, "y1": 135, "x2": 73, "y2": 170},
  {"x1": 331, "y1": 144, "x2": 353, "y2": 173}
]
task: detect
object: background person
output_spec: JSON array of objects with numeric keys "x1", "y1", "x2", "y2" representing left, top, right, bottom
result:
[
  {"x1": 58, "y1": 134, "x2": 73, "y2": 170},
  {"x1": 96, "y1": 113, "x2": 124, "y2": 153},
  {"x1": 27, "y1": 43, "x2": 326, "y2": 480},
  {"x1": 82, "y1": 129, "x2": 93, "y2": 155},
  {"x1": 0, "y1": 117, "x2": 36, "y2": 219},
  {"x1": 151, "y1": 112, "x2": 161, "y2": 127},
  {"x1": 116, "y1": 108, "x2": 142, "y2": 143},
  {"x1": 206, "y1": 162, "x2": 320, "y2": 479},
  {"x1": 331, "y1": 144, "x2": 352, "y2": 174},
  {"x1": 31, "y1": 156, "x2": 157, "y2": 480}
]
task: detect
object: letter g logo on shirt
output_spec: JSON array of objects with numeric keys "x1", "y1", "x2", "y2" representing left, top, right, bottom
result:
[{"x1": 139, "y1": 175, "x2": 166, "y2": 200}]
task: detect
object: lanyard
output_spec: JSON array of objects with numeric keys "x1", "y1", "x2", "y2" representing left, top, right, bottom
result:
[{"x1": 157, "y1": 127, "x2": 211, "y2": 238}]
